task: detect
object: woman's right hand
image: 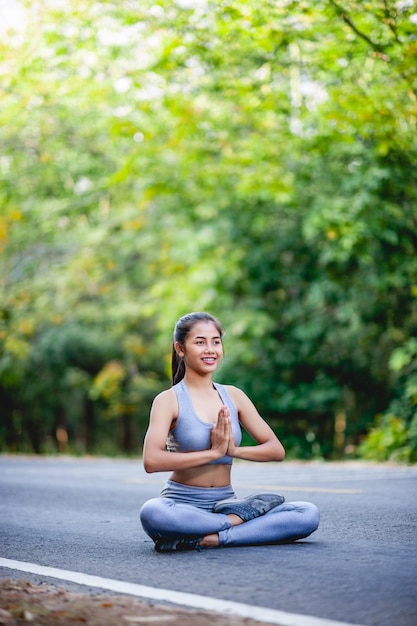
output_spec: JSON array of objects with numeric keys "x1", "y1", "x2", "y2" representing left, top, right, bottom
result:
[{"x1": 210, "y1": 405, "x2": 231, "y2": 458}]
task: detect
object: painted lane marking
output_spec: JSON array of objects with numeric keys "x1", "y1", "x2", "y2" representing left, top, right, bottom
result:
[
  {"x1": 0, "y1": 558, "x2": 365, "y2": 626},
  {"x1": 126, "y1": 478, "x2": 364, "y2": 494},
  {"x1": 233, "y1": 483, "x2": 364, "y2": 494}
]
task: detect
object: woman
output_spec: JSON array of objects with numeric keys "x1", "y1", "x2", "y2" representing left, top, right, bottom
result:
[{"x1": 140, "y1": 312, "x2": 320, "y2": 552}]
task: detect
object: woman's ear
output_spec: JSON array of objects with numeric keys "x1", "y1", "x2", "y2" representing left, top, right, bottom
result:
[{"x1": 174, "y1": 341, "x2": 184, "y2": 357}]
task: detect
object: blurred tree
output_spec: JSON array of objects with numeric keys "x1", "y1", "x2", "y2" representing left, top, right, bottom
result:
[{"x1": 0, "y1": 0, "x2": 416, "y2": 459}]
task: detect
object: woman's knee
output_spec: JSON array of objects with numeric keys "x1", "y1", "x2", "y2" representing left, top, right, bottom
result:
[
  {"x1": 306, "y1": 502, "x2": 320, "y2": 532},
  {"x1": 297, "y1": 501, "x2": 320, "y2": 535},
  {"x1": 140, "y1": 498, "x2": 170, "y2": 528},
  {"x1": 140, "y1": 498, "x2": 176, "y2": 540},
  {"x1": 278, "y1": 501, "x2": 320, "y2": 537}
]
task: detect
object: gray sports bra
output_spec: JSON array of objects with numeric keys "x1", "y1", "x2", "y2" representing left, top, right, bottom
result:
[{"x1": 166, "y1": 379, "x2": 242, "y2": 465}]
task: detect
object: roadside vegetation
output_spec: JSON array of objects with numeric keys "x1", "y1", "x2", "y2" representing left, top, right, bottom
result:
[{"x1": 1, "y1": 0, "x2": 416, "y2": 463}]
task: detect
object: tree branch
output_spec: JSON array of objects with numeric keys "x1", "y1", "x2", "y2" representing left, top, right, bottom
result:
[
  {"x1": 382, "y1": 0, "x2": 401, "y2": 44},
  {"x1": 328, "y1": 0, "x2": 388, "y2": 54}
]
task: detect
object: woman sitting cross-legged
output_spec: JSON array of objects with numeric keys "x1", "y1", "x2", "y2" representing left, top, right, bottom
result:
[{"x1": 140, "y1": 312, "x2": 320, "y2": 552}]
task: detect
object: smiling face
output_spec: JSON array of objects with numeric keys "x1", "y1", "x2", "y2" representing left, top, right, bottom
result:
[{"x1": 176, "y1": 320, "x2": 223, "y2": 377}]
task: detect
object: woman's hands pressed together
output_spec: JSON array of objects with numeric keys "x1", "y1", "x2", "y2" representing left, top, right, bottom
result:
[{"x1": 210, "y1": 405, "x2": 236, "y2": 459}]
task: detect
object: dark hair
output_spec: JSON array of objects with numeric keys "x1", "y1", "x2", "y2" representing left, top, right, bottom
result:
[{"x1": 171, "y1": 312, "x2": 223, "y2": 384}]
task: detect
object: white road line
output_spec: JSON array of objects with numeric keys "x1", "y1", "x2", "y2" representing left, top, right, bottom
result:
[{"x1": 0, "y1": 558, "x2": 365, "y2": 626}]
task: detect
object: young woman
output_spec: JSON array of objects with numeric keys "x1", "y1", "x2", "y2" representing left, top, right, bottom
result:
[{"x1": 140, "y1": 312, "x2": 320, "y2": 552}]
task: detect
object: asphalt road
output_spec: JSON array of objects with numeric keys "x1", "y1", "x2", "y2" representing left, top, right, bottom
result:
[{"x1": 0, "y1": 455, "x2": 416, "y2": 626}]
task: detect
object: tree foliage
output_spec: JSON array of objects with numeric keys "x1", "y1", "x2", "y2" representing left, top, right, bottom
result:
[{"x1": 1, "y1": 0, "x2": 416, "y2": 460}]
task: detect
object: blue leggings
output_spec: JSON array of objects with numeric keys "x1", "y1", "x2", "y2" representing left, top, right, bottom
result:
[{"x1": 140, "y1": 480, "x2": 320, "y2": 547}]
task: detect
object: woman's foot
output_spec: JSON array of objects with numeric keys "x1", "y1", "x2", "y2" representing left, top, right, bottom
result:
[
  {"x1": 213, "y1": 492, "x2": 285, "y2": 521},
  {"x1": 154, "y1": 537, "x2": 202, "y2": 553},
  {"x1": 199, "y1": 533, "x2": 220, "y2": 548}
]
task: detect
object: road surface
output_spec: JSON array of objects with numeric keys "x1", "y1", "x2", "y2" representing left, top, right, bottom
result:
[{"x1": 0, "y1": 455, "x2": 416, "y2": 626}]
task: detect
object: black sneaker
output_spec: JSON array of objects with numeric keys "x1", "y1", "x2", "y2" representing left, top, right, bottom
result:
[
  {"x1": 155, "y1": 537, "x2": 202, "y2": 553},
  {"x1": 213, "y1": 492, "x2": 285, "y2": 522}
]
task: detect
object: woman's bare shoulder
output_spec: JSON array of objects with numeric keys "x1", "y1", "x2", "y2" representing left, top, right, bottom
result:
[
  {"x1": 151, "y1": 387, "x2": 178, "y2": 419},
  {"x1": 152, "y1": 387, "x2": 177, "y2": 407},
  {"x1": 221, "y1": 384, "x2": 247, "y2": 403}
]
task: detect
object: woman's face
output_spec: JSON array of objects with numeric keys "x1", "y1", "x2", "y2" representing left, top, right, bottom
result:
[{"x1": 177, "y1": 321, "x2": 223, "y2": 375}]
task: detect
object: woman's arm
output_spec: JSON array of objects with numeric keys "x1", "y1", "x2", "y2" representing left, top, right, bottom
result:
[
  {"x1": 226, "y1": 386, "x2": 285, "y2": 462},
  {"x1": 142, "y1": 389, "x2": 230, "y2": 473}
]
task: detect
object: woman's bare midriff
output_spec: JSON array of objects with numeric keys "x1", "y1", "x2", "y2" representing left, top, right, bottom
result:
[{"x1": 170, "y1": 463, "x2": 232, "y2": 488}]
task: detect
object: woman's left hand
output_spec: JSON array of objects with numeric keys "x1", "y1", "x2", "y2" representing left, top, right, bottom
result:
[{"x1": 226, "y1": 431, "x2": 237, "y2": 457}]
